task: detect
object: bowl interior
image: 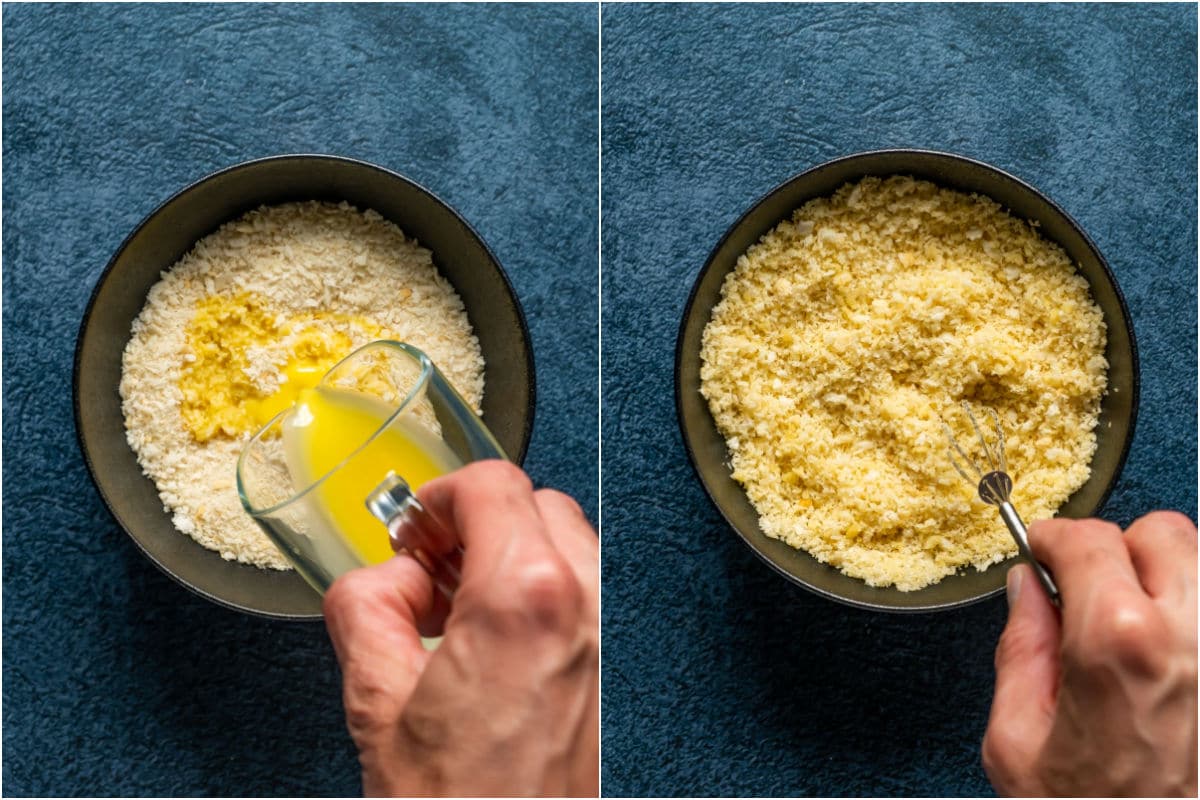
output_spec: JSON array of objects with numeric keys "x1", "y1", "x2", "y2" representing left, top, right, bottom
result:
[
  {"x1": 676, "y1": 149, "x2": 1138, "y2": 612},
  {"x1": 76, "y1": 155, "x2": 535, "y2": 619}
]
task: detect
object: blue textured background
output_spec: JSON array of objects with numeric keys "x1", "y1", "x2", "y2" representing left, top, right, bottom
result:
[
  {"x1": 3, "y1": 4, "x2": 596, "y2": 795},
  {"x1": 601, "y1": 4, "x2": 1196, "y2": 797}
]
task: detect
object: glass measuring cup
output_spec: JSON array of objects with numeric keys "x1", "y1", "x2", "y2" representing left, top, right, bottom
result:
[{"x1": 237, "y1": 340, "x2": 507, "y2": 596}]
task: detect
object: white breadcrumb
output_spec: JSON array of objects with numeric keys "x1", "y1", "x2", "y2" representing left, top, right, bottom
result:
[
  {"x1": 700, "y1": 176, "x2": 1107, "y2": 590},
  {"x1": 121, "y1": 201, "x2": 484, "y2": 570}
]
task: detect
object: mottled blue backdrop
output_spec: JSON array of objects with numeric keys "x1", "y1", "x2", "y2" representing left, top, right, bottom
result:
[
  {"x1": 3, "y1": 4, "x2": 596, "y2": 795},
  {"x1": 601, "y1": 4, "x2": 1196, "y2": 797}
]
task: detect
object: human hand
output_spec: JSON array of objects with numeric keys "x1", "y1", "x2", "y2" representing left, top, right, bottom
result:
[
  {"x1": 983, "y1": 511, "x2": 1197, "y2": 796},
  {"x1": 322, "y1": 460, "x2": 599, "y2": 797}
]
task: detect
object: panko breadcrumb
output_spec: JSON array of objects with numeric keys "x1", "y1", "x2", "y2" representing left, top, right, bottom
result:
[
  {"x1": 121, "y1": 201, "x2": 484, "y2": 570},
  {"x1": 700, "y1": 176, "x2": 1107, "y2": 590}
]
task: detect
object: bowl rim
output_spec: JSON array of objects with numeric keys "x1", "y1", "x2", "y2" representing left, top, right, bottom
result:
[
  {"x1": 674, "y1": 147, "x2": 1141, "y2": 613},
  {"x1": 73, "y1": 152, "x2": 537, "y2": 620}
]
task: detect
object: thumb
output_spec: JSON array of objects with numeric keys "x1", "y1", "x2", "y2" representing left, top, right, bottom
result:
[
  {"x1": 984, "y1": 564, "x2": 1061, "y2": 781},
  {"x1": 323, "y1": 554, "x2": 435, "y2": 741}
]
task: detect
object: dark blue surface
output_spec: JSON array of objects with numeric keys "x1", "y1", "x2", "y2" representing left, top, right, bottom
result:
[
  {"x1": 3, "y1": 4, "x2": 596, "y2": 795},
  {"x1": 601, "y1": 4, "x2": 1196, "y2": 797}
]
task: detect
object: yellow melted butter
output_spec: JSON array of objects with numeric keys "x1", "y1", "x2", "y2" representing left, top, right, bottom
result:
[
  {"x1": 179, "y1": 292, "x2": 385, "y2": 441},
  {"x1": 282, "y1": 386, "x2": 462, "y2": 565}
]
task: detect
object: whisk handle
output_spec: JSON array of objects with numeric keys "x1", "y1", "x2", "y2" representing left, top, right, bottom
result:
[{"x1": 998, "y1": 501, "x2": 1061, "y2": 608}]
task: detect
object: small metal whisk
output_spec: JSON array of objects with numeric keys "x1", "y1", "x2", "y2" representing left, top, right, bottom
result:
[{"x1": 944, "y1": 403, "x2": 1061, "y2": 606}]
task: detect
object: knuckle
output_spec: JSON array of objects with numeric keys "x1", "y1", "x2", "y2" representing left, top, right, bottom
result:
[
  {"x1": 1178, "y1": 656, "x2": 1198, "y2": 688},
  {"x1": 1081, "y1": 597, "x2": 1168, "y2": 675},
  {"x1": 980, "y1": 726, "x2": 1020, "y2": 787},
  {"x1": 1140, "y1": 509, "x2": 1196, "y2": 529},
  {"x1": 1108, "y1": 609, "x2": 1167, "y2": 671},
  {"x1": 1136, "y1": 510, "x2": 1197, "y2": 538},
  {"x1": 1077, "y1": 518, "x2": 1125, "y2": 542},
  {"x1": 462, "y1": 459, "x2": 531, "y2": 491},
  {"x1": 342, "y1": 675, "x2": 399, "y2": 737},
  {"x1": 487, "y1": 557, "x2": 582, "y2": 634},
  {"x1": 517, "y1": 558, "x2": 582, "y2": 625},
  {"x1": 322, "y1": 569, "x2": 375, "y2": 620},
  {"x1": 536, "y1": 488, "x2": 586, "y2": 519},
  {"x1": 398, "y1": 703, "x2": 452, "y2": 752}
]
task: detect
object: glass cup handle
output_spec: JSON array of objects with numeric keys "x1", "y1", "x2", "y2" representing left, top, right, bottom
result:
[{"x1": 366, "y1": 472, "x2": 463, "y2": 598}]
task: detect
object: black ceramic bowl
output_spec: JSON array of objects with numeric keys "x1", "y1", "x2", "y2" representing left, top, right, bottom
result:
[
  {"x1": 676, "y1": 149, "x2": 1138, "y2": 612},
  {"x1": 76, "y1": 154, "x2": 535, "y2": 620}
]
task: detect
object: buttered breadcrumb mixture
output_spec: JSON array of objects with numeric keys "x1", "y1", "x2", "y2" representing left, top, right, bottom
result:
[
  {"x1": 700, "y1": 176, "x2": 1107, "y2": 590},
  {"x1": 121, "y1": 201, "x2": 484, "y2": 569}
]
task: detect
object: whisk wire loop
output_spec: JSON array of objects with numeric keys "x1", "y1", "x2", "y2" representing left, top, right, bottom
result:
[
  {"x1": 944, "y1": 425, "x2": 982, "y2": 484},
  {"x1": 942, "y1": 401, "x2": 1060, "y2": 607}
]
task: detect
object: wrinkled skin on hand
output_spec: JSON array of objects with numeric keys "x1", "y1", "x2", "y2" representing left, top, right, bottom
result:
[
  {"x1": 323, "y1": 461, "x2": 599, "y2": 797},
  {"x1": 983, "y1": 512, "x2": 1198, "y2": 797}
]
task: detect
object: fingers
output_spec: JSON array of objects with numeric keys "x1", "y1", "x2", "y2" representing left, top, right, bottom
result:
[
  {"x1": 1124, "y1": 511, "x2": 1198, "y2": 604},
  {"x1": 323, "y1": 554, "x2": 434, "y2": 741},
  {"x1": 413, "y1": 578, "x2": 452, "y2": 638},
  {"x1": 418, "y1": 460, "x2": 557, "y2": 577},
  {"x1": 417, "y1": 461, "x2": 584, "y2": 637},
  {"x1": 1028, "y1": 518, "x2": 1143, "y2": 612},
  {"x1": 1030, "y1": 516, "x2": 1176, "y2": 682},
  {"x1": 532, "y1": 489, "x2": 598, "y2": 607},
  {"x1": 983, "y1": 563, "x2": 1062, "y2": 790},
  {"x1": 531, "y1": 489, "x2": 596, "y2": 555}
]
